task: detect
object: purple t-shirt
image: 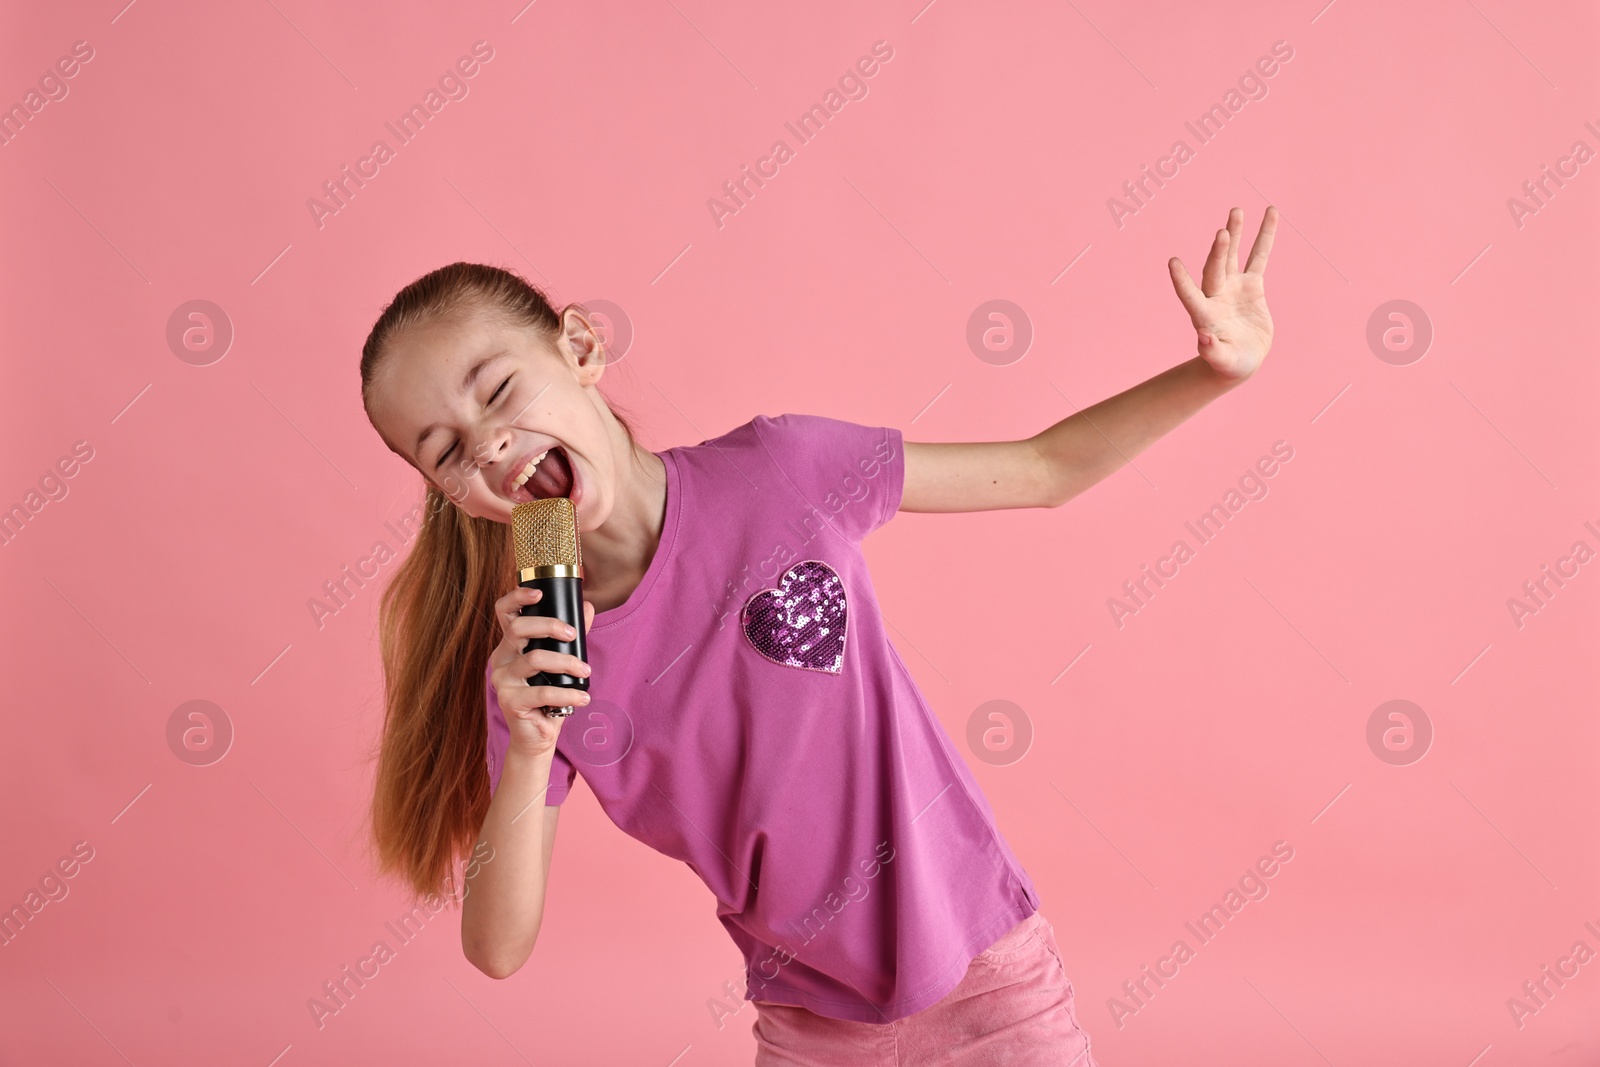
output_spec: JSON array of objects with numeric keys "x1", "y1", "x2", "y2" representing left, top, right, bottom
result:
[{"x1": 484, "y1": 413, "x2": 1039, "y2": 1023}]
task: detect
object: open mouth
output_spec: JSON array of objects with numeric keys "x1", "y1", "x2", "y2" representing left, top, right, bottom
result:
[{"x1": 508, "y1": 445, "x2": 576, "y2": 503}]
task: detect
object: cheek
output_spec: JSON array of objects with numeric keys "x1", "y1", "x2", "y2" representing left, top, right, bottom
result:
[
  {"x1": 434, "y1": 472, "x2": 465, "y2": 504},
  {"x1": 436, "y1": 461, "x2": 488, "y2": 502}
]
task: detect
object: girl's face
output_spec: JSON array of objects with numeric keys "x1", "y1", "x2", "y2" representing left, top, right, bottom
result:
[{"x1": 365, "y1": 305, "x2": 618, "y2": 529}]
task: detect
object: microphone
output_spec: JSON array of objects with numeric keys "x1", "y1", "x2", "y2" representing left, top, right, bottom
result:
[{"x1": 511, "y1": 497, "x2": 589, "y2": 717}]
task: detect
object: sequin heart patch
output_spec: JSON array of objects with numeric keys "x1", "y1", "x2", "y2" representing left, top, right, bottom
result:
[{"x1": 740, "y1": 560, "x2": 848, "y2": 674}]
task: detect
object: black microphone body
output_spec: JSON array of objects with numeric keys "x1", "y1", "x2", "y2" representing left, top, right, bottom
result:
[
  {"x1": 511, "y1": 496, "x2": 590, "y2": 718},
  {"x1": 518, "y1": 573, "x2": 589, "y2": 698}
]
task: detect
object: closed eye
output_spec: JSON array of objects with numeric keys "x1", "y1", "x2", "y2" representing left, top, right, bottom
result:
[{"x1": 435, "y1": 375, "x2": 513, "y2": 469}]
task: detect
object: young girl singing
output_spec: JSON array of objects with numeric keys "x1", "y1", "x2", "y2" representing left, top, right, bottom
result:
[{"x1": 361, "y1": 206, "x2": 1277, "y2": 1064}]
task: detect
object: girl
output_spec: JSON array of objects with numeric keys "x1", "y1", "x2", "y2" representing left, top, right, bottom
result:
[{"x1": 361, "y1": 206, "x2": 1277, "y2": 1064}]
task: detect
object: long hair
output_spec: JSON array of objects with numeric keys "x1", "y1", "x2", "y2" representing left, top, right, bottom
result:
[{"x1": 358, "y1": 261, "x2": 640, "y2": 903}]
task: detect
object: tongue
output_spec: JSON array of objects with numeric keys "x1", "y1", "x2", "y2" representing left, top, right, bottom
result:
[{"x1": 529, "y1": 446, "x2": 575, "y2": 499}]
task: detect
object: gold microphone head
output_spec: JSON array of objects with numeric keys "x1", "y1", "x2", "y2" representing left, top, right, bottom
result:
[{"x1": 511, "y1": 497, "x2": 583, "y2": 579}]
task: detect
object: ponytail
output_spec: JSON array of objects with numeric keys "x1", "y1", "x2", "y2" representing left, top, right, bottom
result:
[{"x1": 367, "y1": 485, "x2": 510, "y2": 902}]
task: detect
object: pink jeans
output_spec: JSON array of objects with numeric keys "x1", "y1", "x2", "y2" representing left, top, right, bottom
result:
[{"x1": 750, "y1": 911, "x2": 1097, "y2": 1066}]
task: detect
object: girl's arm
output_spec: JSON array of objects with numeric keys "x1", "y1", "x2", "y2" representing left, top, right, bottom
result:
[
  {"x1": 460, "y1": 752, "x2": 562, "y2": 979},
  {"x1": 462, "y1": 592, "x2": 592, "y2": 978},
  {"x1": 900, "y1": 206, "x2": 1278, "y2": 514}
]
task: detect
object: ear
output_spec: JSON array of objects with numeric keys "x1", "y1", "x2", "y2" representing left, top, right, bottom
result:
[{"x1": 558, "y1": 305, "x2": 607, "y2": 385}]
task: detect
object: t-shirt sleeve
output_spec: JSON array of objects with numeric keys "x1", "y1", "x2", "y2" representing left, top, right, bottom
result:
[
  {"x1": 485, "y1": 660, "x2": 576, "y2": 805},
  {"x1": 752, "y1": 413, "x2": 905, "y2": 543}
]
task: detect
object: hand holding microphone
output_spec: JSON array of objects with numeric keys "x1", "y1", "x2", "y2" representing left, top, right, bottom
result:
[
  {"x1": 488, "y1": 587, "x2": 593, "y2": 758},
  {"x1": 511, "y1": 497, "x2": 591, "y2": 720},
  {"x1": 488, "y1": 497, "x2": 594, "y2": 759}
]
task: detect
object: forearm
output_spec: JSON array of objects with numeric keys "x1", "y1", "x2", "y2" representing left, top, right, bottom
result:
[
  {"x1": 1033, "y1": 355, "x2": 1248, "y2": 506},
  {"x1": 460, "y1": 750, "x2": 555, "y2": 978}
]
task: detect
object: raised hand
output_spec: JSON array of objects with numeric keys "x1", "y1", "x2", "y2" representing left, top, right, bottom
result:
[{"x1": 1168, "y1": 205, "x2": 1278, "y2": 381}]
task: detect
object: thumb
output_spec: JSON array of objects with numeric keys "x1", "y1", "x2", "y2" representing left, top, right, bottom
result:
[{"x1": 583, "y1": 599, "x2": 595, "y2": 632}]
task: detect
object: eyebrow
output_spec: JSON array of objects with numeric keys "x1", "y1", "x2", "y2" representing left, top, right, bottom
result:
[{"x1": 414, "y1": 350, "x2": 506, "y2": 459}]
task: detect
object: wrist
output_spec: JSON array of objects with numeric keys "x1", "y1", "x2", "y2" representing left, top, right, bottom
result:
[
  {"x1": 1194, "y1": 353, "x2": 1254, "y2": 388},
  {"x1": 503, "y1": 745, "x2": 557, "y2": 771}
]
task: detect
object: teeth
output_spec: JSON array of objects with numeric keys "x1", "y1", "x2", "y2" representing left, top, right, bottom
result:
[{"x1": 511, "y1": 449, "x2": 551, "y2": 492}]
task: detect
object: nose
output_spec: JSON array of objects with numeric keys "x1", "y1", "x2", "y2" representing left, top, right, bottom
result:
[{"x1": 471, "y1": 425, "x2": 511, "y2": 469}]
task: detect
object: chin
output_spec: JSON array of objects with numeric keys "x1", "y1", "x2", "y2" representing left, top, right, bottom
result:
[{"x1": 455, "y1": 497, "x2": 508, "y2": 524}]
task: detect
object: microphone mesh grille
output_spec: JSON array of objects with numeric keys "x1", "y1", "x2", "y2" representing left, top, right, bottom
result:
[{"x1": 511, "y1": 497, "x2": 581, "y2": 569}]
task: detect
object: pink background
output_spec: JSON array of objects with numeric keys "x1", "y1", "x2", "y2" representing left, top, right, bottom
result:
[{"x1": 2, "y1": 0, "x2": 1597, "y2": 1063}]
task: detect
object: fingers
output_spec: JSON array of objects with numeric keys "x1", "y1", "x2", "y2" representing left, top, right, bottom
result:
[
  {"x1": 507, "y1": 612, "x2": 578, "y2": 645},
  {"x1": 500, "y1": 587, "x2": 582, "y2": 639},
  {"x1": 1168, "y1": 256, "x2": 1206, "y2": 323},
  {"x1": 1200, "y1": 223, "x2": 1229, "y2": 295},
  {"x1": 502, "y1": 684, "x2": 586, "y2": 737},
  {"x1": 1243, "y1": 205, "x2": 1278, "y2": 275},
  {"x1": 582, "y1": 599, "x2": 595, "y2": 632},
  {"x1": 520, "y1": 644, "x2": 591, "y2": 679},
  {"x1": 1225, "y1": 206, "x2": 1241, "y2": 276},
  {"x1": 491, "y1": 661, "x2": 590, "y2": 707},
  {"x1": 524, "y1": 684, "x2": 590, "y2": 712},
  {"x1": 497, "y1": 586, "x2": 542, "y2": 633},
  {"x1": 491, "y1": 657, "x2": 590, "y2": 702}
]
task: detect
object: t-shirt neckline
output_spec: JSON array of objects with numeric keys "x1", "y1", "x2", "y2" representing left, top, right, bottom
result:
[{"x1": 590, "y1": 448, "x2": 679, "y2": 629}]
